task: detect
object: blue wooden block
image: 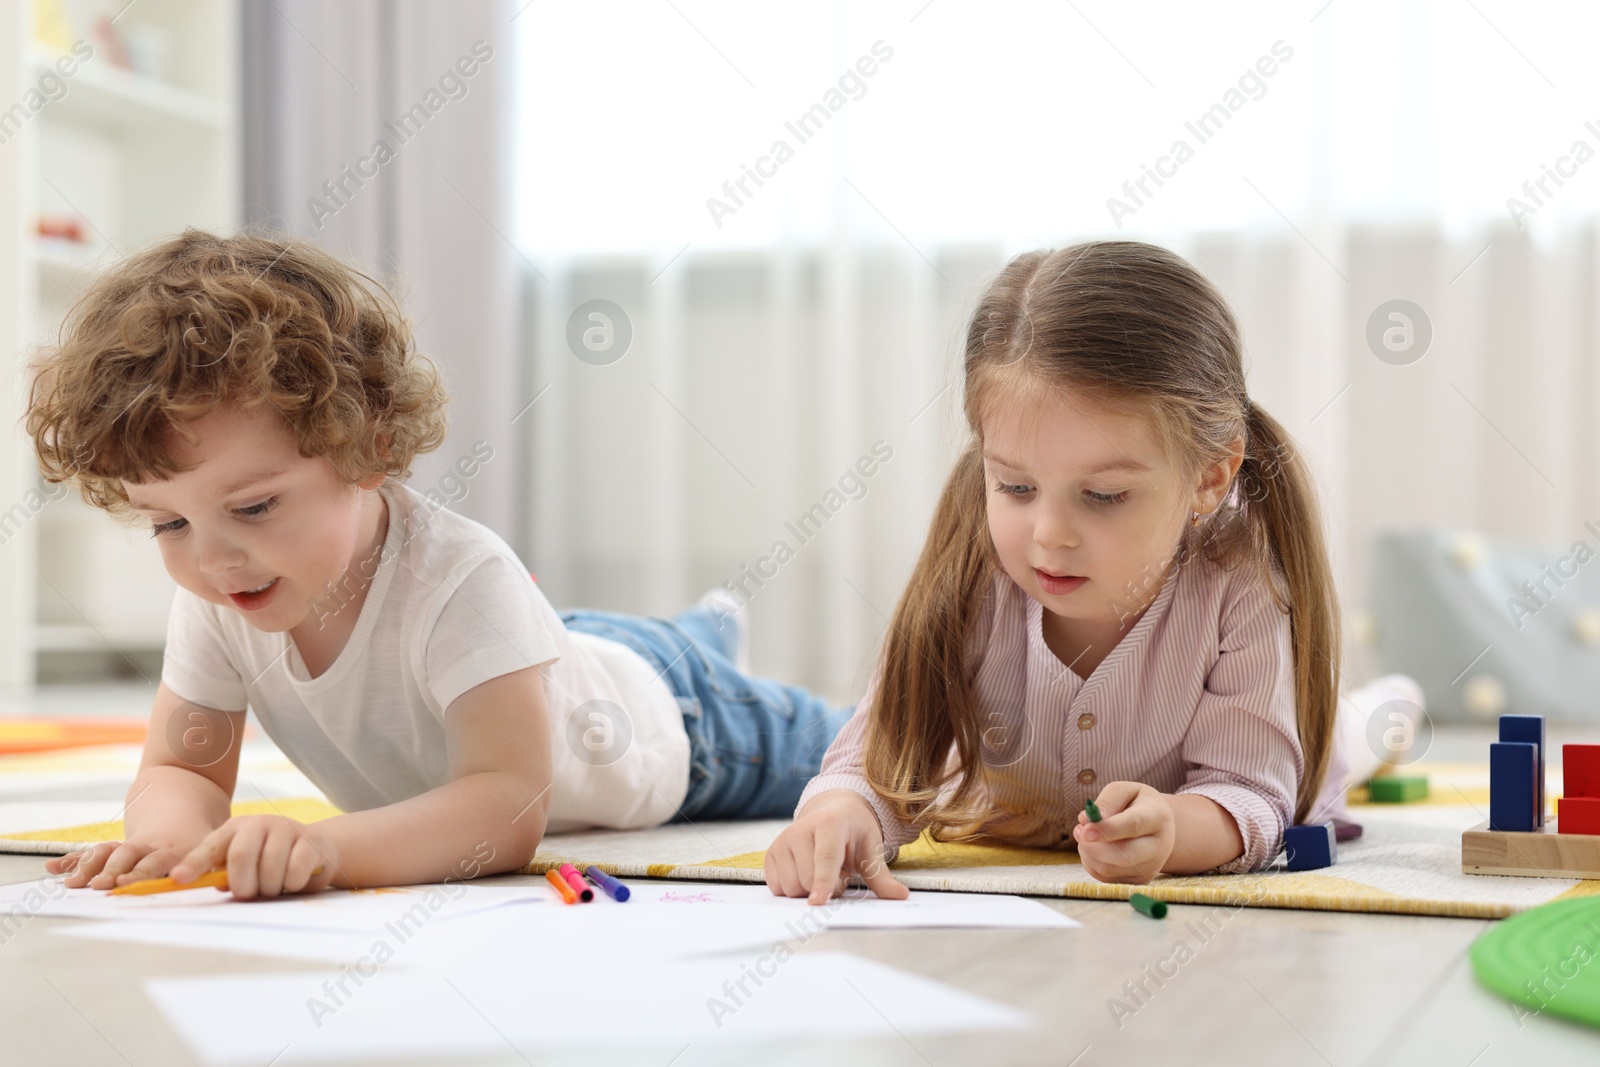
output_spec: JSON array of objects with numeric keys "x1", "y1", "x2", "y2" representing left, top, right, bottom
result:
[
  {"x1": 1285, "y1": 822, "x2": 1336, "y2": 871},
  {"x1": 1489, "y1": 741, "x2": 1538, "y2": 832},
  {"x1": 1499, "y1": 714, "x2": 1546, "y2": 828}
]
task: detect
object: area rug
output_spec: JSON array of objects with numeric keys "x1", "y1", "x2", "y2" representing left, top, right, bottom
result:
[
  {"x1": 520, "y1": 762, "x2": 1600, "y2": 919},
  {"x1": 1, "y1": 750, "x2": 1592, "y2": 919}
]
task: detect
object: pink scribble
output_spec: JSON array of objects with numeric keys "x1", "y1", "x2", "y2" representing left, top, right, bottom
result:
[{"x1": 657, "y1": 892, "x2": 718, "y2": 904}]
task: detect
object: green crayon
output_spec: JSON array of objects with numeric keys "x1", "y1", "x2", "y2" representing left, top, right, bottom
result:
[
  {"x1": 1085, "y1": 798, "x2": 1102, "y2": 822},
  {"x1": 1130, "y1": 893, "x2": 1167, "y2": 919}
]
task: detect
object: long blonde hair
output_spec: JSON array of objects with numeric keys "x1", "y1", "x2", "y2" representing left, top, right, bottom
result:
[{"x1": 863, "y1": 242, "x2": 1341, "y2": 836}]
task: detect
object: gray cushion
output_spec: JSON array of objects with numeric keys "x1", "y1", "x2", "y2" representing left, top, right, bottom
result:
[{"x1": 1369, "y1": 529, "x2": 1600, "y2": 723}]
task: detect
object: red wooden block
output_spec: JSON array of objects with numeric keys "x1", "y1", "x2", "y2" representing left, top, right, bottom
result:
[
  {"x1": 1558, "y1": 796, "x2": 1600, "y2": 836},
  {"x1": 1564, "y1": 745, "x2": 1600, "y2": 800}
]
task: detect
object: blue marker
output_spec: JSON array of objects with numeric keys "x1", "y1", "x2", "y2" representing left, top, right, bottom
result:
[{"x1": 584, "y1": 865, "x2": 631, "y2": 902}]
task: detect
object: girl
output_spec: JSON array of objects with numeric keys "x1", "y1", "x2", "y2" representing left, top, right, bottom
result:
[{"x1": 765, "y1": 241, "x2": 1414, "y2": 902}]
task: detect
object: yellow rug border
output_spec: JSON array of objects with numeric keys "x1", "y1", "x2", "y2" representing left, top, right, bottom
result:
[
  {"x1": 520, "y1": 853, "x2": 1600, "y2": 920},
  {"x1": 526, "y1": 813, "x2": 1600, "y2": 921},
  {"x1": 0, "y1": 797, "x2": 343, "y2": 844}
]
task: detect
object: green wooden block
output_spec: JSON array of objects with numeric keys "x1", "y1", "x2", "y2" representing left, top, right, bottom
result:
[{"x1": 1368, "y1": 776, "x2": 1429, "y2": 802}]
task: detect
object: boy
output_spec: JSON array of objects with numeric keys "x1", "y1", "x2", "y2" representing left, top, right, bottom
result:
[{"x1": 29, "y1": 230, "x2": 849, "y2": 899}]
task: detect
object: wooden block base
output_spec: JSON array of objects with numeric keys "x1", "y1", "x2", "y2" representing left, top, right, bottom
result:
[{"x1": 1462, "y1": 820, "x2": 1600, "y2": 879}]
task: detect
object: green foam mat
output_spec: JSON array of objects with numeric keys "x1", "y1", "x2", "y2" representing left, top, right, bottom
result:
[{"x1": 1471, "y1": 897, "x2": 1600, "y2": 1029}]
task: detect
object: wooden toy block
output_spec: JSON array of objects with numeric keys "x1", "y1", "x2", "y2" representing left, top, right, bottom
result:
[
  {"x1": 1564, "y1": 744, "x2": 1600, "y2": 800},
  {"x1": 1284, "y1": 822, "x2": 1336, "y2": 871},
  {"x1": 1489, "y1": 742, "x2": 1538, "y2": 832},
  {"x1": 1463, "y1": 820, "x2": 1600, "y2": 878},
  {"x1": 1558, "y1": 796, "x2": 1600, "y2": 836},
  {"x1": 1367, "y1": 776, "x2": 1429, "y2": 803},
  {"x1": 1499, "y1": 715, "x2": 1545, "y2": 827}
]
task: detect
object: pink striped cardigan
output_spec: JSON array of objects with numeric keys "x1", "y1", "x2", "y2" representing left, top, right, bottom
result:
[{"x1": 798, "y1": 550, "x2": 1330, "y2": 874}]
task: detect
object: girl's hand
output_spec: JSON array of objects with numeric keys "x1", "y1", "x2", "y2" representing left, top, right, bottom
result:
[
  {"x1": 764, "y1": 789, "x2": 909, "y2": 905},
  {"x1": 1072, "y1": 781, "x2": 1175, "y2": 884},
  {"x1": 46, "y1": 839, "x2": 200, "y2": 890},
  {"x1": 170, "y1": 815, "x2": 339, "y2": 900}
]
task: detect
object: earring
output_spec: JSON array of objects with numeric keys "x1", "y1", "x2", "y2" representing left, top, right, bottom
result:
[{"x1": 1190, "y1": 509, "x2": 1203, "y2": 527}]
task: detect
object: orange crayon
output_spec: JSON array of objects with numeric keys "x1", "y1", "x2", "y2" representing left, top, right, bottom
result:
[
  {"x1": 109, "y1": 866, "x2": 324, "y2": 896},
  {"x1": 110, "y1": 869, "x2": 231, "y2": 896}
]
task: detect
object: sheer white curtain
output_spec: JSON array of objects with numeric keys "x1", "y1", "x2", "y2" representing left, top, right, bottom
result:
[
  {"x1": 522, "y1": 245, "x2": 962, "y2": 701},
  {"x1": 242, "y1": 0, "x2": 524, "y2": 536},
  {"x1": 513, "y1": 1, "x2": 1600, "y2": 701},
  {"x1": 517, "y1": 225, "x2": 1600, "y2": 701}
]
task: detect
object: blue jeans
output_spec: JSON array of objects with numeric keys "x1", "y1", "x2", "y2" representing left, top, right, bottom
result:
[{"x1": 559, "y1": 603, "x2": 855, "y2": 821}]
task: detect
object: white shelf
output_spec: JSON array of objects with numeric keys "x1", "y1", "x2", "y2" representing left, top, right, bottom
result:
[
  {"x1": 0, "y1": 1, "x2": 241, "y2": 687},
  {"x1": 27, "y1": 49, "x2": 226, "y2": 133}
]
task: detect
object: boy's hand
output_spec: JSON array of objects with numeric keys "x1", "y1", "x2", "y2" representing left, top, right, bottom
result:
[
  {"x1": 170, "y1": 815, "x2": 339, "y2": 900},
  {"x1": 1072, "y1": 781, "x2": 1175, "y2": 885},
  {"x1": 46, "y1": 839, "x2": 201, "y2": 890},
  {"x1": 764, "y1": 789, "x2": 909, "y2": 905}
]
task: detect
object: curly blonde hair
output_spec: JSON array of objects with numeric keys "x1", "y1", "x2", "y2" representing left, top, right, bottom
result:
[{"x1": 25, "y1": 229, "x2": 449, "y2": 518}]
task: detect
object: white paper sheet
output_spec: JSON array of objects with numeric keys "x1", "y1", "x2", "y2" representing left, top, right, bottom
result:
[
  {"x1": 54, "y1": 898, "x2": 798, "y2": 966},
  {"x1": 146, "y1": 951, "x2": 1031, "y2": 1065},
  {"x1": 400, "y1": 898, "x2": 802, "y2": 966},
  {"x1": 13, "y1": 869, "x2": 1074, "y2": 932},
  {"x1": 0, "y1": 875, "x2": 540, "y2": 932},
  {"x1": 42, "y1": 880, "x2": 1077, "y2": 967},
  {"x1": 53, "y1": 919, "x2": 374, "y2": 963},
  {"x1": 619, "y1": 882, "x2": 1082, "y2": 929}
]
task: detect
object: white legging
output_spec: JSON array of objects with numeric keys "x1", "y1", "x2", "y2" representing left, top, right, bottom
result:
[{"x1": 1307, "y1": 674, "x2": 1427, "y2": 826}]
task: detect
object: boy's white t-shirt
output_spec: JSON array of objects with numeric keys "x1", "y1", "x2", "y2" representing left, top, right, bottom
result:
[{"x1": 159, "y1": 481, "x2": 690, "y2": 833}]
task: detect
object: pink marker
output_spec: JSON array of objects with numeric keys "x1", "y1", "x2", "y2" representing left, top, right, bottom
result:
[{"x1": 558, "y1": 862, "x2": 593, "y2": 902}]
